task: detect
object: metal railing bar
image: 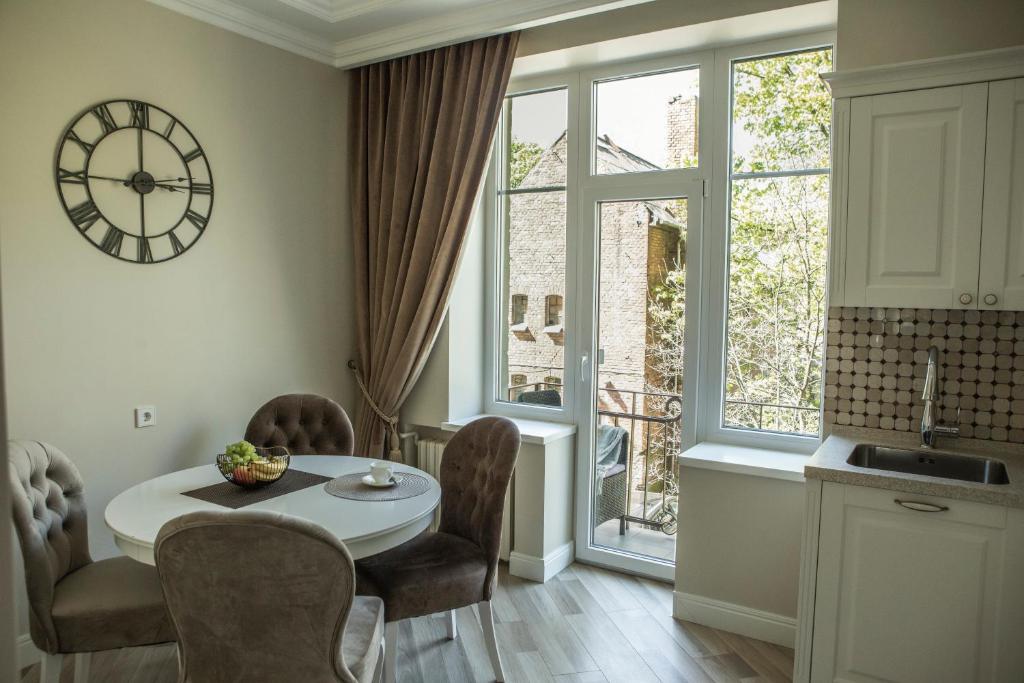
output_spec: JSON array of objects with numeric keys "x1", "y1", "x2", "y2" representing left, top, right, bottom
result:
[{"x1": 730, "y1": 168, "x2": 829, "y2": 180}]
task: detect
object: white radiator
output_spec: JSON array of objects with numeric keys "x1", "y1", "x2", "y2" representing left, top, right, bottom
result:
[
  {"x1": 416, "y1": 437, "x2": 512, "y2": 560},
  {"x1": 416, "y1": 438, "x2": 445, "y2": 532}
]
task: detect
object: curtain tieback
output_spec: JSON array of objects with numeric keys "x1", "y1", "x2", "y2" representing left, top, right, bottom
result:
[{"x1": 347, "y1": 360, "x2": 402, "y2": 461}]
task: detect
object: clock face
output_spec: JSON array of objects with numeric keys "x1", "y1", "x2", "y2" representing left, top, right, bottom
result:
[{"x1": 55, "y1": 100, "x2": 213, "y2": 263}]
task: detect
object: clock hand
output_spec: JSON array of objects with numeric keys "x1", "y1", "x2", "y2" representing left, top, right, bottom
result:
[{"x1": 84, "y1": 173, "x2": 135, "y2": 186}]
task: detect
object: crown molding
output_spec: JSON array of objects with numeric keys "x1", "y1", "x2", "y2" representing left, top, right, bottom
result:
[
  {"x1": 822, "y1": 45, "x2": 1024, "y2": 99},
  {"x1": 148, "y1": 0, "x2": 654, "y2": 69},
  {"x1": 330, "y1": 0, "x2": 652, "y2": 68},
  {"x1": 275, "y1": 0, "x2": 403, "y2": 24},
  {"x1": 147, "y1": 0, "x2": 336, "y2": 64}
]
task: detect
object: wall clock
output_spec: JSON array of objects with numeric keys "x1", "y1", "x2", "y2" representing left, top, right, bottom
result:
[{"x1": 55, "y1": 99, "x2": 213, "y2": 263}]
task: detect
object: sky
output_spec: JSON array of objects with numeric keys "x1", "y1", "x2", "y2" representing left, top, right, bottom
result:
[{"x1": 510, "y1": 67, "x2": 701, "y2": 169}]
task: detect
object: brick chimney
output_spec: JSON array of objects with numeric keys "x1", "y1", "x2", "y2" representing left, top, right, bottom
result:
[{"x1": 666, "y1": 95, "x2": 698, "y2": 168}]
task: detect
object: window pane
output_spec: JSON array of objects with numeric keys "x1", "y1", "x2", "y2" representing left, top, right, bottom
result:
[
  {"x1": 731, "y1": 48, "x2": 833, "y2": 173},
  {"x1": 723, "y1": 47, "x2": 832, "y2": 437},
  {"x1": 508, "y1": 89, "x2": 568, "y2": 188},
  {"x1": 594, "y1": 68, "x2": 699, "y2": 174},
  {"x1": 724, "y1": 174, "x2": 828, "y2": 435},
  {"x1": 499, "y1": 88, "x2": 568, "y2": 406}
]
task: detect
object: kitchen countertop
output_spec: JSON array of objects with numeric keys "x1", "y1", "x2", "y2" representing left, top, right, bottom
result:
[{"x1": 806, "y1": 426, "x2": 1024, "y2": 508}]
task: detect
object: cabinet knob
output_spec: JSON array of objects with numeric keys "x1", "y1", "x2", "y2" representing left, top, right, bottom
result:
[
  {"x1": 984, "y1": 293, "x2": 998, "y2": 305},
  {"x1": 959, "y1": 293, "x2": 973, "y2": 305}
]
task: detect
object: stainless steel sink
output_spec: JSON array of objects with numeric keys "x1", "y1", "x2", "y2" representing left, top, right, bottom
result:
[{"x1": 847, "y1": 445, "x2": 1010, "y2": 485}]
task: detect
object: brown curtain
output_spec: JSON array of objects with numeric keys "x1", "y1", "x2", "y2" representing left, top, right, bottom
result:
[{"x1": 349, "y1": 32, "x2": 519, "y2": 459}]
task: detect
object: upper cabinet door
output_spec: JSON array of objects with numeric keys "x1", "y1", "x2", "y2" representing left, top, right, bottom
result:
[
  {"x1": 979, "y1": 78, "x2": 1024, "y2": 310},
  {"x1": 845, "y1": 84, "x2": 988, "y2": 308}
]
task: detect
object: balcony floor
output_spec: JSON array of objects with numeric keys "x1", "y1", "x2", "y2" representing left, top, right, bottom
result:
[{"x1": 592, "y1": 502, "x2": 677, "y2": 563}]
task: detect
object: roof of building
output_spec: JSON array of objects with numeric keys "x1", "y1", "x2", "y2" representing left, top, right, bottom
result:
[{"x1": 518, "y1": 130, "x2": 683, "y2": 230}]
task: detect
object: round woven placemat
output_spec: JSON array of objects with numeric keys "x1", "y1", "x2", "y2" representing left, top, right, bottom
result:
[{"x1": 324, "y1": 472, "x2": 431, "y2": 502}]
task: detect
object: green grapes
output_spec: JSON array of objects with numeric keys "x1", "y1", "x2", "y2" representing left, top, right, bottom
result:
[{"x1": 225, "y1": 440, "x2": 263, "y2": 466}]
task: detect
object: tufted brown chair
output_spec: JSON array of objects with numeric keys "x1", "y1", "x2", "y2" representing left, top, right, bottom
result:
[
  {"x1": 244, "y1": 394, "x2": 356, "y2": 456},
  {"x1": 155, "y1": 510, "x2": 384, "y2": 683},
  {"x1": 8, "y1": 441, "x2": 174, "y2": 683},
  {"x1": 355, "y1": 417, "x2": 520, "y2": 683}
]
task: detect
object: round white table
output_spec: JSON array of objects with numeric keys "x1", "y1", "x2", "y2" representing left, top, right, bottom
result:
[{"x1": 105, "y1": 455, "x2": 441, "y2": 565}]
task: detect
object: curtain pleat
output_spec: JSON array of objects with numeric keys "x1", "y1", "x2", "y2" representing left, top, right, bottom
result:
[{"x1": 350, "y1": 32, "x2": 519, "y2": 458}]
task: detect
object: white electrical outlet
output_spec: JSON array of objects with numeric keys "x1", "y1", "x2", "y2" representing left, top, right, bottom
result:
[{"x1": 135, "y1": 405, "x2": 155, "y2": 428}]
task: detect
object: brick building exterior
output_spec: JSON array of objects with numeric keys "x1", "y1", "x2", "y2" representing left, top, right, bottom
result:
[{"x1": 506, "y1": 96, "x2": 698, "y2": 404}]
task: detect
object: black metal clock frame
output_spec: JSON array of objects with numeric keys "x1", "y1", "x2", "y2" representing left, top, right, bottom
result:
[{"x1": 54, "y1": 99, "x2": 214, "y2": 264}]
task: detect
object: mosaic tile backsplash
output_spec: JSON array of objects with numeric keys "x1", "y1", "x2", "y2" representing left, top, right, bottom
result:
[{"x1": 824, "y1": 307, "x2": 1024, "y2": 443}]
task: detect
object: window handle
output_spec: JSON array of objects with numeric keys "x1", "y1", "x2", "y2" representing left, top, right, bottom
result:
[{"x1": 580, "y1": 354, "x2": 589, "y2": 382}]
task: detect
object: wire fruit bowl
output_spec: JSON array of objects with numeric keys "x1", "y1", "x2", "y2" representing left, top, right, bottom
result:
[{"x1": 216, "y1": 446, "x2": 290, "y2": 488}]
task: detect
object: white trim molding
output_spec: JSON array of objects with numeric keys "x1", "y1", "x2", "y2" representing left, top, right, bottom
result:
[
  {"x1": 509, "y1": 541, "x2": 575, "y2": 583},
  {"x1": 823, "y1": 45, "x2": 1024, "y2": 99},
  {"x1": 146, "y1": 0, "x2": 657, "y2": 69},
  {"x1": 673, "y1": 591, "x2": 797, "y2": 648},
  {"x1": 147, "y1": 0, "x2": 337, "y2": 64},
  {"x1": 17, "y1": 633, "x2": 40, "y2": 670}
]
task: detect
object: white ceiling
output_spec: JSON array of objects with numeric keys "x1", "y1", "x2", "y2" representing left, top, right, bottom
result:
[{"x1": 147, "y1": 0, "x2": 657, "y2": 68}]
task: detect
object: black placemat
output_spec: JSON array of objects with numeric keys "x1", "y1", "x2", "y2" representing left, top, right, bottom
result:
[{"x1": 181, "y1": 469, "x2": 332, "y2": 509}]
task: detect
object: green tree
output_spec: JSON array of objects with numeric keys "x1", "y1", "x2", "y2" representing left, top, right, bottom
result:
[
  {"x1": 648, "y1": 48, "x2": 833, "y2": 436},
  {"x1": 509, "y1": 138, "x2": 543, "y2": 189}
]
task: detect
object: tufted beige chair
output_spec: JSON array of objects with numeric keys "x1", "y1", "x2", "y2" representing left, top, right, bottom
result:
[
  {"x1": 244, "y1": 394, "x2": 355, "y2": 455},
  {"x1": 355, "y1": 417, "x2": 520, "y2": 683},
  {"x1": 8, "y1": 441, "x2": 174, "y2": 683},
  {"x1": 155, "y1": 510, "x2": 385, "y2": 683}
]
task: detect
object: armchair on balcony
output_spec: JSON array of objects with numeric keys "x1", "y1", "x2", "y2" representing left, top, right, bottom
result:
[
  {"x1": 516, "y1": 388, "x2": 562, "y2": 406},
  {"x1": 594, "y1": 424, "x2": 629, "y2": 534}
]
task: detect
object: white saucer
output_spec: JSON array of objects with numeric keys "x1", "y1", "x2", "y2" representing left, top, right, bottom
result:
[{"x1": 362, "y1": 474, "x2": 403, "y2": 488}]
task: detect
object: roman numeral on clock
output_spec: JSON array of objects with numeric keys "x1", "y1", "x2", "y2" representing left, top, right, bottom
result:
[
  {"x1": 138, "y1": 237, "x2": 154, "y2": 263},
  {"x1": 99, "y1": 226, "x2": 125, "y2": 256},
  {"x1": 191, "y1": 182, "x2": 212, "y2": 195},
  {"x1": 169, "y1": 230, "x2": 186, "y2": 255},
  {"x1": 128, "y1": 101, "x2": 149, "y2": 129},
  {"x1": 90, "y1": 104, "x2": 118, "y2": 133},
  {"x1": 68, "y1": 200, "x2": 101, "y2": 231},
  {"x1": 185, "y1": 209, "x2": 208, "y2": 231},
  {"x1": 66, "y1": 130, "x2": 95, "y2": 156},
  {"x1": 182, "y1": 148, "x2": 203, "y2": 164},
  {"x1": 58, "y1": 168, "x2": 86, "y2": 185}
]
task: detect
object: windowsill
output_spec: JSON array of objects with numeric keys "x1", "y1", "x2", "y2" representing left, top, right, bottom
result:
[
  {"x1": 679, "y1": 442, "x2": 807, "y2": 482},
  {"x1": 510, "y1": 323, "x2": 529, "y2": 332},
  {"x1": 542, "y1": 324, "x2": 564, "y2": 334},
  {"x1": 442, "y1": 414, "x2": 576, "y2": 445}
]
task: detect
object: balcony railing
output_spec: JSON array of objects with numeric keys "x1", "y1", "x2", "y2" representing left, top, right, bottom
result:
[{"x1": 723, "y1": 399, "x2": 819, "y2": 433}]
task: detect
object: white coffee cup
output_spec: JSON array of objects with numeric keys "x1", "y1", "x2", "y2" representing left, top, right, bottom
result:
[{"x1": 369, "y1": 460, "x2": 394, "y2": 484}]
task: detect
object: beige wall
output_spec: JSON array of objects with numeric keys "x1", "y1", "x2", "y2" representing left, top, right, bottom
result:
[
  {"x1": 518, "y1": 0, "x2": 821, "y2": 57},
  {"x1": 676, "y1": 467, "x2": 804, "y2": 620},
  {"x1": 0, "y1": 0, "x2": 352, "y2": 651},
  {"x1": 837, "y1": 0, "x2": 1024, "y2": 70}
]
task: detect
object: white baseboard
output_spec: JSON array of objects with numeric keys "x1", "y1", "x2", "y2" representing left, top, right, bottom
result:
[
  {"x1": 673, "y1": 591, "x2": 796, "y2": 648},
  {"x1": 17, "y1": 632, "x2": 40, "y2": 670},
  {"x1": 509, "y1": 541, "x2": 574, "y2": 583}
]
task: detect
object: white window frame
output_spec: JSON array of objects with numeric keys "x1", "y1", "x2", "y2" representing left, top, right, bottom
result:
[
  {"x1": 483, "y1": 74, "x2": 580, "y2": 422},
  {"x1": 484, "y1": 31, "x2": 836, "y2": 454},
  {"x1": 699, "y1": 32, "x2": 836, "y2": 454}
]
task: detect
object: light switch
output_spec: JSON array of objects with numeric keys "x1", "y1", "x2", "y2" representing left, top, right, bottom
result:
[{"x1": 135, "y1": 405, "x2": 155, "y2": 428}]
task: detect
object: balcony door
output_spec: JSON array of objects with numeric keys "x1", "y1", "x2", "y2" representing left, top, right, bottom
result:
[{"x1": 571, "y1": 59, "x2": 708, "y2": 580}]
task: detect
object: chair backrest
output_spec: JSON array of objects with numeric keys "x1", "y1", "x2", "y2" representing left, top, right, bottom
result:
[
  {"x1": 7, "y1": 441, "x2": 92, "y2": 653},
  {"x1": 437, "y1": 417, "x2": 520, "y2": 596},
  {"x1": 244, "y1": 394, "x2": 355, "y2": 455},
  {"x1": 155, "y1": 510, "x2": 361, "y2": 683}
]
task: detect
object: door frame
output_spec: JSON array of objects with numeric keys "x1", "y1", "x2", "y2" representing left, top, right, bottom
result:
[{"x1": 573, "y1": 179, "x2": 705, "y2": 581}]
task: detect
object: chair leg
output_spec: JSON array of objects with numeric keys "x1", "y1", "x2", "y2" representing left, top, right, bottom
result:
[
  {"x1": 73, "y1": 652, "x2": 91, "y2": 683},
  {"x1": 446, "y1": 609, "x2": 458, "y2": 640},
  {"x1": 478, "y1": 601, "x2": 505, "y2": 682},
  {"x1": 384, "y1": 621, "x2": 399, "y2": 683},
  {"x1": 40, "y1": 653, "x2": 63, "y2": 683}
]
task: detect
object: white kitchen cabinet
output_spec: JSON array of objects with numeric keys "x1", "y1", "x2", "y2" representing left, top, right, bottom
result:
[
  {"x1": 979, "y1": 78, "x2": 1024, "y2": 310},
  {"x1": 802, "y1": 482, "x2": 1024, "y2": 683},
  {"x1": 844, "y1": 84, "x2": 988, "y2": 309}
]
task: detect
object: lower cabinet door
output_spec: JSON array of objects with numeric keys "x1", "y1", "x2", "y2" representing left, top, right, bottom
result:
[{"x1": 810, "y1": 483, "x2": 1010, "y2": 683}]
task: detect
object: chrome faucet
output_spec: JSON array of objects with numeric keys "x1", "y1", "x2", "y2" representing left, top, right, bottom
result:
[{"x1": 921, "y1": 345, "x2": 960, "y2": 448}]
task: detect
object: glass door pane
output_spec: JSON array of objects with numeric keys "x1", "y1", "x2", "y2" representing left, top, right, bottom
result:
[{"x1": 589, "y1": 196, "x2": 690, "y2": 567}]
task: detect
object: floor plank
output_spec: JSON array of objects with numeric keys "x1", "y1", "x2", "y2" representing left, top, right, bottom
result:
[{"x1": 20, "y1": 562, "x2": 794, "y2": 683}]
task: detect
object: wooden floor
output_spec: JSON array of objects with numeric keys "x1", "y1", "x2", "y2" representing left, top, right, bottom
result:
[{"x1": 21, "y1": 562, "x2": 793, "y2": 683}]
